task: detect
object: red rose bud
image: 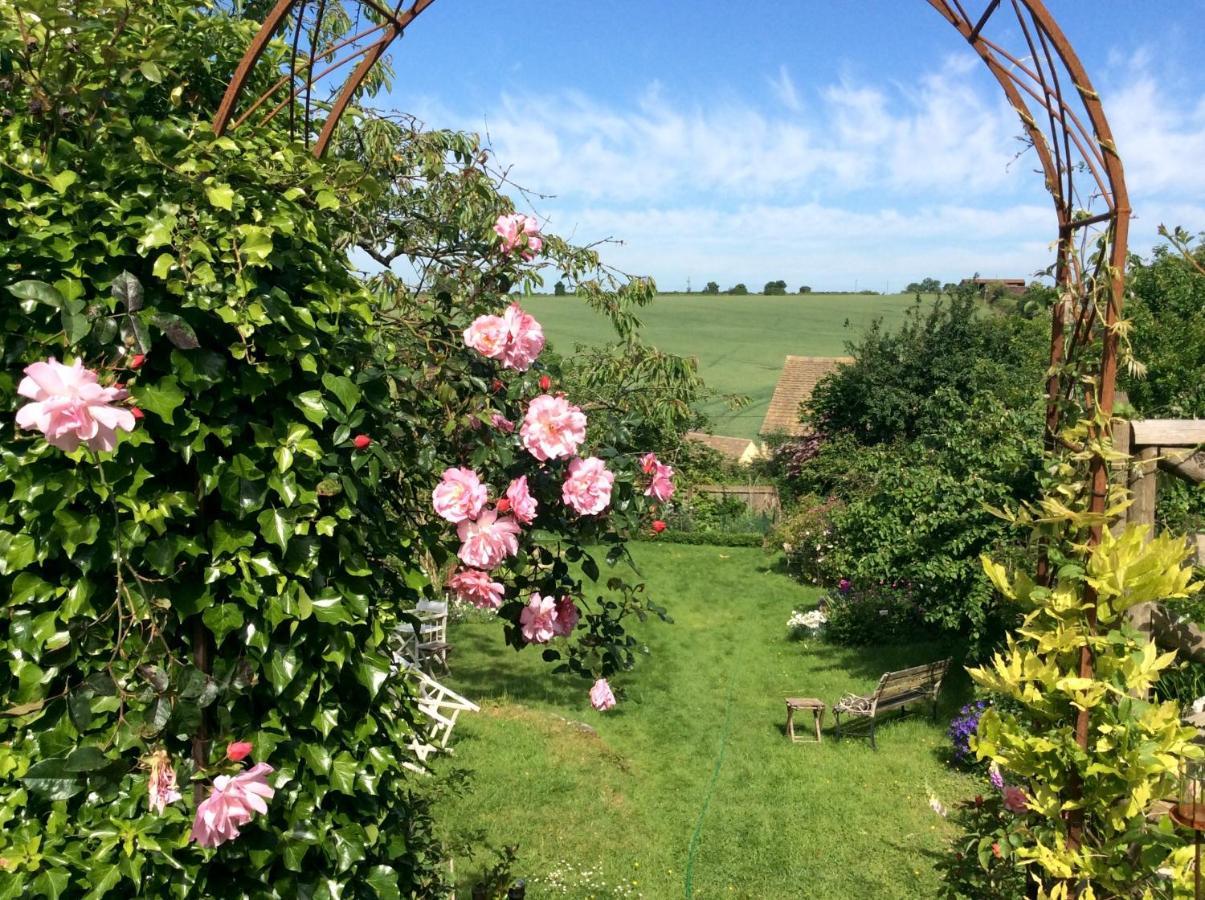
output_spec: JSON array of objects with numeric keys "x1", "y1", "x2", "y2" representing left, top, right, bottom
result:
[
  {"x1": 353, "y1": 434, "x2": 372, "y2": 450},
  {"x1": 491, "y1": 379, "x2": 504, "y2": 393},
  {"x1": 226, "y1": 741, "x2": 253, "y2": 762},
  {"x1": 131, "y1": 407, "x2": 145, "y2": 420},
  {"x1": 651, "y1": 520, "x2": 667, "y2": 534},
  {"x1": 538, "y1": 374, "x2": 551, "y2": 391},
  {"x1": 496, "y1": 498, "x2": 512, "y2": 514},
  {"x1": 129, "y1": 354, "x2": 146, "y2": 369}
]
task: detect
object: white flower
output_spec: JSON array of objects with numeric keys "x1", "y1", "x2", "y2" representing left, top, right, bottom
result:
[
  {"x1": 928, "y1": 793, "x2": 948, "y2": 818},
  {"x1": 1192, "y1": 696, "x2": 1205, "y2": 715}
]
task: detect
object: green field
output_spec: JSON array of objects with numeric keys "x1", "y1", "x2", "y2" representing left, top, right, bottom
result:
[
  {"x1": 524, "y1": 292, "x2": 928, "y2": 440},
  {"x1": 435, "y1": 543, "x2": 973, "y2": 898}
]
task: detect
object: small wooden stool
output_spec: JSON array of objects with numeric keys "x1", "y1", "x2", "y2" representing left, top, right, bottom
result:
[{"x1": 785, "y1": 697, "x2": 826, "y2": 743}]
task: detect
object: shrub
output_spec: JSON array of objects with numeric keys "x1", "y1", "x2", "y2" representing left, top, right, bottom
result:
[{"x1": 822, "y1": 581, "x2": 927, "y2": 645}]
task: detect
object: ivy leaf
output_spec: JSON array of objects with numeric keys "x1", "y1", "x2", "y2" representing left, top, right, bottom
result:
[
  {"x1": 138, "y1": 60, "x2": 164, "y2": 83},
  {"x1": 202, "y1": 603, "x2": 245, "y2": 644},
  {"x1": 209, "y1": 521, "x2": 256, "y2": 557},
  {"x1": 321, "y1": 374, "x2": 361, "y2": 412},
  {"x1": 295, "y1": 391, "x2": 326, "y2": 426},
  {"x1": 266, "y1": 647, "x2": 301, "y2": 694},
  {"x1": 49, "y1": 170, "x2": 78, "y2": 194},
  {"x1": 133, "y1": 376, "x2": 185, "y2": 423},
  {"x1": 8, "y1": 280, "x2": 65, "y2": 309},
  {"x1": 355, "y1": 653, "x2": 392, "y2": 698},
  {"x1": 61, "y1": 306, "x2": 91, "y2": 345},
  {"x1": 110, "y1": 271, "x2": 144, "y2": 312},
  {"x1": 63, "y1": 746, "x2": 109, "y2": 773},
  {"x1": 205, "y1": 184, "x2": 235, "y2": 211},
  {"x1": 257, "y1": 508, "x2": 293, "y2": 552},
  {"x1": 120, "y1": 314, "x2": 152, "y2": 354},
  {"x1": 364, "y1": 866, "x2": 402, "y2": 900},
  {"x1": 22, "y1": 757, "x2": 83, "y2": 800}
]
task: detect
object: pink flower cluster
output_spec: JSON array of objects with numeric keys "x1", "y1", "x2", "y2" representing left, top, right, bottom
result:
[
  {"x1": 432, "y1": 467, "x2": 488, "y2": 524},
  {"x1": 640, "y1": 452, "x2": 675, "y2": 503},
  {"x1": 15, "y1": 358, "x2": 137, "y2": 452},
  {"x1": 519, "y1": 593, "x2": 579, "y2": 643},
  {"x1": 448, "y1": 567, "x2": 505, "y2": 610},
  {"x1": 464, "y1": 302, "x2": 546, "y2": 372},
  {"x1": 494, "y1": 213, "x2": 543, "y2": 259},
  {"x1": 562, "y1": 456, "x2": 614, "y2": 516},
  {"x1": 437, "y1": 472, "x2": 531, "y2": 608},
  {"x1": 190, "y1": 763, "x2": 275, "y2": 849},
  {"x1": 521, "y1": 394, "x2": 587, "y2": 461}
]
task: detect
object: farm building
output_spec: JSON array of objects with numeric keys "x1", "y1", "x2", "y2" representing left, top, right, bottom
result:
[
  {"x1": 759, "y1": 355, "x2": 853, "y2": 437},
  {"x1": 962, "y1": 276, "x2": 1027, "y2": 296},
  {"x1": 685, "y1": 431, "x2": 764, "y2": 466}
]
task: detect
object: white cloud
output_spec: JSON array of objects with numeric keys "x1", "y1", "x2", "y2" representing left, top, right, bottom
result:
[{"x1": 769, "y1": 65, "x2": 803, "y2": 113}]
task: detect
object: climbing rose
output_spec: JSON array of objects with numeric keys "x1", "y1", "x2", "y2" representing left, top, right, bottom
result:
[
  {"x1": 494, "y1": 212, "x2": 543, "y2": 258},
  {"x1": 226, "y1": 741, "x2": 253, "y2": 762},
  {"x1": 15, "y1": 358, "x2": 136, "y2": 453},
  {"x1": 651, "y1": 520, "x2": 667, "y2": 534},
  {"x1": 505, "y1": 475, "x2": 538, "y2": 525},
  {"x1": 146, "y1": 749, "x2": 182, "y2": 815},
  {"x1": 432, "y1": 467, "x2": 488, "y2": 524},
  {"x1": 353, "y1": 434, "x2": 372, "y2": 449},
  {"x1": 464, "y1": 314, "x2": 508, "y2": 360},
  {"x1": 456, "y1": 508, "x2": 521, "y2": 570},
  {"x1": 520, "y1": 593, "x2": 559, "y2": 644},
  {"x1": 640, "y1": 452, "x2": 675, "y2": 503},
  {"x1": 1002, "y1": 785, "x2": 1029, "y2": 814},
  {"x1": 498, "y1": 303, "x2": 545, "y2": 371},
  {"x1": 552, "y1": 596, "x2": 579, "y2": 637},
  {"x1": 562, "y1": 456, "x2": 614, "y2": 516},
  {"x1": 190, "y1": 763, "x2": 275, "y2": 849},
  {"x1": 590, "y1": 678, "x2": 616, "y2": 712},
  {"x1": 490, "y1": 413, "x2": 515, "y2": 434},
  {"x1": 447, "y1": 568, "x2": 505, "y2": 610},
  {"x1": 521, "y1": 394, "x2": 587, "y2": 461}
]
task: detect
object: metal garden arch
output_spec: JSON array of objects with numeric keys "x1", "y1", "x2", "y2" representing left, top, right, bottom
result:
[{"x1": 214, "y1": 0, "x2": 1132, "y2": 846}]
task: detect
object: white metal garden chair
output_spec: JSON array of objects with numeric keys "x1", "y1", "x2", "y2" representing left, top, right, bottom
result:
[{"x1": 398, "y1": 662, "x2": 480, "y2": 775}]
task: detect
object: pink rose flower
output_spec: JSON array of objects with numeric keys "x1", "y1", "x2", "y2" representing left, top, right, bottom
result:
[
  {"x1": 464, "y1": 314, "x2": 508, "y2": 361},
  {"x1": 456, "y1": 508, "x2": 521, "y2": 570},
  {"x1": 562, "y1": 456, "x2": 615, "y2": 516},
  {"x1": 447, "y1": 567, "x2": 505, "y2": 610},
  {"x1": 432, "y1": 467, "x2": 488, "y2": 524},
  {"x1": 1002, "y1": 785, "x2": 1029, "y2": 814},
  {"x1": 552, "y1": 596, "x2": 579, "y2": 637},
  {"x1": 505, "y1": 475, "x2": 538, "y2": 525},
  {"x1": 190, "y1": 763, "x2": 275, "y2": 849},
  {"x1": 640, "y1": 452, "x2": 675, "y2": 503},
  {"x1": 15, "y1": 357, "x2": 137, "y2": 453},
  {"x1": 590, "y1": 678, "x2": 616, "y2": 712},
  {"x1": 520, "y1": 394, "x2": 587, "y2": 461},
  {"x1": 490, "y1": 413, "x2": 515, "y2": 434},
  {"x1": 497, "y1": 302, "x2": 545, "y2": 371},
  {"x1": 226, "y1": 741, "x2": 253, "y2": 762},
  {"x1": 147, "y1": 749, "x2": 182, "y2": 815},
  {"x1": 520, "y1": 593, "x2": 558, "y2": 644},
  {"x1": 494, "y1": 212, "x2": 543, "y2": 259}
]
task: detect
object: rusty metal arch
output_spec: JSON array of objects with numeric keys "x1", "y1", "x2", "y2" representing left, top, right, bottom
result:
[{"x1": 215, "y1": 4, "x2": 1131, "y2": 842}]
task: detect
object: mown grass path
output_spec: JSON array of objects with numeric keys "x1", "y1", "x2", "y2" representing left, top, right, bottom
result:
[{"x1": 435, "y1": 543, "x2": 975, "y2": 898}]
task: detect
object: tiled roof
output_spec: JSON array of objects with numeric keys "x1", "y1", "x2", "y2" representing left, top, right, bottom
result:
[
  {"x1": 759, "y1": 356, "x2": 853, "y2": 437},
  {"x1": 685, "y1": 431, "x2": 758, "y2": 462}
]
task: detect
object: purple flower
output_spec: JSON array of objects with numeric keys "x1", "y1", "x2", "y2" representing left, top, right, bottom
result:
[
  {"x1": 838, "y1": 578, "x2": 852, "y2": 594},
  {"x1": 989, "y1": 763, "x2": 1005, "y2": 791},
  {"x1": 947, "y1": 700, "x2": 988, "y2": 763}
]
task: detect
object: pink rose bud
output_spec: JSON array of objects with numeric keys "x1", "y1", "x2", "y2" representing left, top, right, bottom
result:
[
  {"x1": 491, "y1": 379, "x2": 504, "y2": 393},
  {"x1": 226, "y1": 741, "x2": 253, "y2": 762},
  {"x1": 129, "y1": 354, "x2": 146, "y2": 369},
  {"x1": 496, "y1": 497, "x2": 512, "y2": 514},
  {"x1": 353, "y1": 434, "x2": 372, "y2": 450},
  {"x1": 539, "y1": 374, "x2": 551, "y2": 391}
]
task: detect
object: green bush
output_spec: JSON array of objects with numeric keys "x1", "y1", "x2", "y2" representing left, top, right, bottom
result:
[
  {"x1": 821, "y1": 583, "x2": 927, "y2": 645},
  {"x1": 652, "y1": 531, "x2": 764, "y2": 548}
]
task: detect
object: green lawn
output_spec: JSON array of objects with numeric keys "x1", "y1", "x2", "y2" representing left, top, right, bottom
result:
[
  {"x1": 524, "y1": 293, "x2": 928, "y2": 440},
  {"x1": 432, "y1": 543, "x2": 976, "y2": 898}
]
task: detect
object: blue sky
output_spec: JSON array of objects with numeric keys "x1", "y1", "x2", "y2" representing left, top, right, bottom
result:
[{"x1": 372, "y1": 1, "x2": 1205, "y2": 290}]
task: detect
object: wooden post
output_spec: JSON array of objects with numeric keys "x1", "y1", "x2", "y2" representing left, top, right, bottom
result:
[
  {"x1": 1125, "y1": 443, "x2": 1159, "y2": 641},
  {"x1": 1110, "y1": 418, "x2": 1131, "y2": 538}
]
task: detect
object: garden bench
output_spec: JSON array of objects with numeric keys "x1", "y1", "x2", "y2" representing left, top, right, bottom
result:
[{"x1": 832, "y1": 659, "x2": 950, "y2": 750}]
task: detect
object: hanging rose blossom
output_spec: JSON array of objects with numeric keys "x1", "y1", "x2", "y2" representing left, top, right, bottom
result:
[
  {"x1": 190, "y1": 763, "x2": 275, "y2": 849},
  {"x1": 498, "y1": 303, "x2": 545, "y2": 371},
  {"x1": 520, "y1": 394, "x2": 587, "y2": 461},
  {"x1": 639, "y1": 452, "x2": 675, "y2": 503},
  {"x1": 494, "y1": 212, "x2": 543, "y2": 259},
  {"x1": 520, "y1": 593, "x2": 558, "y2": 644},
  {"x1": 456, "y1": 508, "x2": 521, "y2": 570},
  {"x1": 464, "y1": 314, "x2": 509, "y2": 361},
  {"x1": 447, "y1": 568, "x2": 505, "y2": 610},
  {"x1": 490, "y1": 413, "x2": 515, "y2": 434},
  {"x1": 505, "y1": 475, "x2": 538, "y2": 525},
  {"x1": 538, "y1": 374, "x2": 552, "y2": 391},
  {"x1": 590, "y1": 678, "x2": 616, "y2": 712},
  {"x1": 562, "y1": 456, "x2": 614, "y2": 516},
  {"x1": 146, "y1": 749, "x2": 182, "y2": 815},
  {"x1": 1002, "y1": 785, "x2": 1029, "y2": 814},
  {"x1": 432, "y1": 467, "x2": 488, "y2": 524},
  {"x1": 15, "y1": 358, "x2": 137, "y2": 453},
  {"x1": 226, "y1": 741, "x2": 253, "y2": 762},
  {"x1": 552, "y1": 596, "x2": 579, "y2": 637}
]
